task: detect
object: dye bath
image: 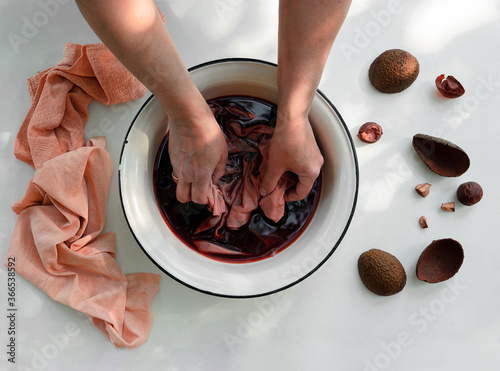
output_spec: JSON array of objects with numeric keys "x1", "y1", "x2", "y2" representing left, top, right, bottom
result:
[{"x1": 153, "y1": 96, "x2": 321, "y2": 263}]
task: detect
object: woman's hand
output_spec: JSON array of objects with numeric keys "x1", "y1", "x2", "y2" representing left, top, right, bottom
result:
[
  {"x1": 259, "y1": 114, "x2": 323, "y2": 202},
  {"x1": 168, "y1": 110, "x2": 227, "y2": 205},
  {"x1": 260, "y1": 0, "x2": 350, "y2": 202}
]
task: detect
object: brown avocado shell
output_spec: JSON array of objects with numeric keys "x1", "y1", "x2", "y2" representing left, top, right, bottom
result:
[
  {"x1": 416, "y1": 238, "x2": 464, "y2": 283},
  {"x1": 358, "y1": 249, "x2": 407, "y2": 296},
  {"x1": 412, "y1": 134, "x2": 470, "y2": 177}
]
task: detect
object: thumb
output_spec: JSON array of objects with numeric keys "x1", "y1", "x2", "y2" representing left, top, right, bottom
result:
[
  {"x1": 259, "y1": 166, "x2": 284, "y2": 197},
  {"x1": 284, "y1": 176, "x2": 315, "y2": 202}
]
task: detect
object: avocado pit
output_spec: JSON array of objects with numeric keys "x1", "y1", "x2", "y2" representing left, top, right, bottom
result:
[
  {"x1": 369, "y1": 49, "x2": 419, "y2": 93},
  {"x1": 457, "y1": 181, "x2": 483, "y2": 206},
  {"x1": 358, "y1": 249, "x2": 407, "y2": 296}
]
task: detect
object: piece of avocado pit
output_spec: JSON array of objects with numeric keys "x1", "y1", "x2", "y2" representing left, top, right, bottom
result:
[
  {"x1": 435, "y1": 74, "x2": 465, "y2": 98},
  {"x1": 441, "y1": 202, "x2": 455, "y2": 212},
  {"x1": 419, "y1": 216, "x2": 428, "y2": 229},
  {"x1": 415, "y1": 183, "x2": 431, "y2": 198},
  {"x1": 358, "y1": 122, "x2": 383, "y2": 143},
  {"x1": 412, "y1": 134, "x2": 470, "y2": 177},
  {"x1": 416, "y1": 238, "x2": 464, "y2": 283}
]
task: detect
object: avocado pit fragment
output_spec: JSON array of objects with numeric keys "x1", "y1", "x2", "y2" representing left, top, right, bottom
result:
[
  {"x1": 441, "y1": 202, "x2": 455, "y2": 212},
  {"x1": 416, "y1": 238, "x2": 464, "y2": 283},
  {"x1": 435, "y1": 74, "x2": 465, "y2": 98},
  {"x1": 412, "y1": 134, "x2": 470, "y2": 177},
  {"x1": 358, "y1": 122, "x2": 383, "y2": 143},
  {"x1": 415, "y1": 183, "x2": 431, "y2": 198},
  {"x1": 419, "y1": 216, "x2": 428, "y2": 229}
]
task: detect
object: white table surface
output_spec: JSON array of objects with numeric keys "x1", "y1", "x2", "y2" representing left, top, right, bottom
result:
[{"x1": 1, "y1": 1, "x2": 500, "y2": 370}]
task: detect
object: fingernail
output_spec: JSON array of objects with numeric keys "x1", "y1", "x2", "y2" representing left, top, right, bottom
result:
[{"x1": 260, "y1": 188, "x2": 268, "y2": 197}]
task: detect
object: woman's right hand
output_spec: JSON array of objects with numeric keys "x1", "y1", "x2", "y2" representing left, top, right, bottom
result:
[
  {"x1": 168, "y1": 108, "x2": 227, "y2": 205},
  {"x1": 75, "y1": 0, "x2": 228, "y2": 205}
]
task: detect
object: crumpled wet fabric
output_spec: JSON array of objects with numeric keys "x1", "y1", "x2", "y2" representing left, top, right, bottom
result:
[
  {"x1": 192, "y1": 107, "x2": 297, "y2": 256},
  {"x1": 5, "y1": 43, "x2": 160, "y2": 349}
]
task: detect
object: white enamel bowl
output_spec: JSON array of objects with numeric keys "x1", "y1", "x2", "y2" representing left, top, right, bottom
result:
[{"x1": 119, "y1": 59, "x2": 358, "y2": 298}]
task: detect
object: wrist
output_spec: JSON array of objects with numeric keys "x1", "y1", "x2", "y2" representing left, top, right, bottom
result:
[
  {"x1": 157, "y1": 83, "x2": 214, "y2": 130},
  {"x1": 276, "y1": 99, "x2": 311, "y2": 129},
  {"x1": 168, "y1": 106, "x2": 217, "y2": 136},
  {"x1": 277, "y1": 81, "x2": 316, "y2": 127}
]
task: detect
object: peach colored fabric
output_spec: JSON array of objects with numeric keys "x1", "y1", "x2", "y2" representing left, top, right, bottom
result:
[
  {"x1": 193, "y1": 121, "x2": 296, "y2": 256},
  {"x1": 15, "y1": 43, "x2": 147, "y2": 170},
  {"x1": 5, "y1": 43, "x2": 160, "y2": 349}
]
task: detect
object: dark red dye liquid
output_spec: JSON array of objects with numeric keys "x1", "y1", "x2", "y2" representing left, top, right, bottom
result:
[{"x1": 153, "y1": 96, "x2": 321, "y2": 263}]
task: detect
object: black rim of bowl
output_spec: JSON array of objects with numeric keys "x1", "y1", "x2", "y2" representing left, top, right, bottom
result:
[{"x1": 118, "y1": 57, "x2": 359, "y2": 298}]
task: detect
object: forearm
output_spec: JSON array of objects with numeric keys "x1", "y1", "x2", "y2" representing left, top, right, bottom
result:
[
  {"x1": 277, "y1": 0, "x2": 351, "y2": 121},
  {"x1": 75, "y1": 0, "x2": 209, "y2": 124}
]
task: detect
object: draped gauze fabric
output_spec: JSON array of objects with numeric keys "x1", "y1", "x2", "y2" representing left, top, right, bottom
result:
[{"x1": 5, "y1": 43, "x2": 160, "y2": 349}]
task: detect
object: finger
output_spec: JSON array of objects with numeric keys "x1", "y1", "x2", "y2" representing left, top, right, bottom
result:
[
  {"x1": 284, "y1": 176, "x2": 315, "y2": 202},
  {"x1": 190, "y1": 178, "x2": 211, "y2": 205},
  {"x1": 212, "y1": 159, "x2": 227, "y2": 184},
  {"x1": 175, "y1": 180, "x2": 192, "y2": 203},
  {"x1": 172, "y1": 171, "x2": 179, "y2": 183},
  {"x1": 259, "y1": 167, "x2": 284, "y2": 197}
]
